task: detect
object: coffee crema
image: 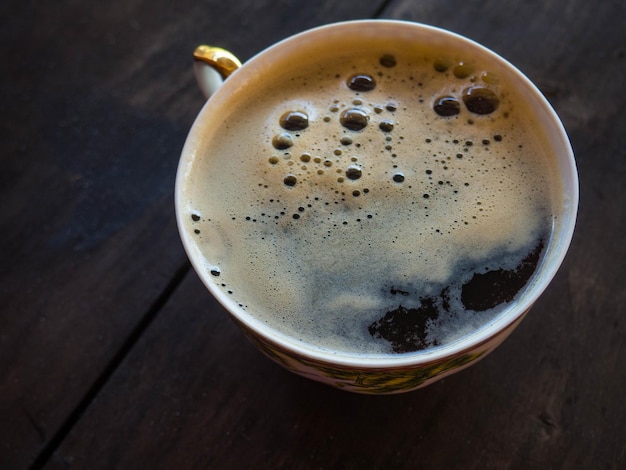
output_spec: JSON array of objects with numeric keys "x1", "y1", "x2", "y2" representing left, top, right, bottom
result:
[{"x1": 181, "y1": 41, "x2": 561, "y2": 356}]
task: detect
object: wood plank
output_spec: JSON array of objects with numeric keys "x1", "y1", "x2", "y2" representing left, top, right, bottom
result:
[
  {"x1": 0, "y1": 0, "x2": 388, "y2": 468},
  {"x1": 44, "y1": 272, "x2": 624, "y2": 469},
  {"x1": 39, "y1": 0, "x2": 626, "y2": 468}
]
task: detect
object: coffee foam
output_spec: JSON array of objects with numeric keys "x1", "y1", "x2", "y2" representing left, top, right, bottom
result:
[{"x1": 181, "y1": 41, "x2": 561, "y2": 356}]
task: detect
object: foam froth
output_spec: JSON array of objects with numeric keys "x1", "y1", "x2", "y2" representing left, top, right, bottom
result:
[{"x1": 181, "y1": 39, "x2": 561, "y2": 356}]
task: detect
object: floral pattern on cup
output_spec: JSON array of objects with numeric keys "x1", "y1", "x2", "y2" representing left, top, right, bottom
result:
[{"x1": 233, "y1": 311, "x2": 528, "y2": 394}]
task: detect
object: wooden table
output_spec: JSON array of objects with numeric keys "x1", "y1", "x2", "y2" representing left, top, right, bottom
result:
[{"x1": 2, "y1": 0, "x2": 624, "y2": 468}]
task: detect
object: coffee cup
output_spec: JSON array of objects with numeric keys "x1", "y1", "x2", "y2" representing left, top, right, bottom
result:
[{"x1": 176, "y1": 20, "x2": 578, "y2": 394}]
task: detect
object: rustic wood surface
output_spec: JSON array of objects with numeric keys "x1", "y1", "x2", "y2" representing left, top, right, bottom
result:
[{"x1": 1, "y1": 0, "x2": 624, "y2": 468}]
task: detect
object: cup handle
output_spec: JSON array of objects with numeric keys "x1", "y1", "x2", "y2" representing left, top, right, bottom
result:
[{"x1": 193, "y1": 46, "x2": 242, "y2": 99}]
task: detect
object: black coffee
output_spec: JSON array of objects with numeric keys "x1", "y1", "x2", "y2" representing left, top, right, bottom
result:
[{"x1": 181, "y1": 41, "x2": 560, "y2": 356}]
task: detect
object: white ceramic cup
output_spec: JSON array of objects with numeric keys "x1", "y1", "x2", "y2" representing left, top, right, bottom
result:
[{"x1": 176, "y1": 20, "x2": 578, "y2": 394}]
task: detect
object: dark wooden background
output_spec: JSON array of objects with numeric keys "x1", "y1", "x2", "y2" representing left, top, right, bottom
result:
[{"x1": 1, "y1": 0, "x2": 624, "y2": 468}]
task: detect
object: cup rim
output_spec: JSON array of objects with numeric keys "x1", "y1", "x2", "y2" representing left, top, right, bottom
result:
[{"x1": 175, "y1": 19, "x2": 579, "y2": 368}]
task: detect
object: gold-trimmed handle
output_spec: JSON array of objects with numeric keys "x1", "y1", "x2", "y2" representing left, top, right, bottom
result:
[
  {"x1": 193, "y1": 46, "x2": 242, "y2": 79},
  {"x1": 193, "y1": 46, "x2": 242, "y2": 99}
]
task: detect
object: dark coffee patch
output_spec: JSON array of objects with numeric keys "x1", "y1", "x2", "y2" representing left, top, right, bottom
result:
[
  {"x1": 390, "y1": 287, "x2": 410, "y2": 296},
  {"x1": 461, "y1": 240, "x2": 544, "y2": 311},
  {"x1": 368, "y1": 296, "x2": 443, "y2": 353},
  {"x1": 368, "y1": 240, "x2": 545, "y2": 353}
]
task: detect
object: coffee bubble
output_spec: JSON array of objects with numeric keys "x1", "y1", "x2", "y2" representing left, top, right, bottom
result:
[
  {"x1": 280, "y1": 110, "x2": 309, "y2": 131},
  {"x1": 347, "y1": 74, "x2": 376, "y2": 92},
  {"x1": 434, "y1": 58, "x2": 451, "y2": 73},
  {"x1": 345, "y1": 165, "x2": 362, "y2": 180},
  {"x1": 283, "y1": 174, "x2": 297, "y2": 186},
  {"x1": 392, "y1": 172, "x2": 405, "y2": 183},
  {"x1": 453, "y1": 62, "x2": 474, "y2": 79},
  {"x1": 481, "y1": 71, "x2": 500, "y2": 85},
  {"x1": 273, "y1": 133, "x2": 294, "y2": 150},
  {"x1": 379, "y1": 54, "x2": 397, "y2": 68},
  {"x1": 340, "y1": 108, "x2": 369, "y2": 131},
  {"x1": 434, "y1": 96, "x2": 461, "y2": 117},
  {"x1": 379, "y1": 120, "x2": 394, "y2": 132},
  {"x1": 463, "y1": 86, "x2": 499, "y2": 114}
]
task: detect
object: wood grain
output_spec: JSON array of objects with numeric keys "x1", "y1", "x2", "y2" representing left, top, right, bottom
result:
[
  {"x1": 0, "y1": 1, "x2": 388, "y2": 468},
  {"x1": 1, "y1": 0, "x2": 624, "y2": 468}
]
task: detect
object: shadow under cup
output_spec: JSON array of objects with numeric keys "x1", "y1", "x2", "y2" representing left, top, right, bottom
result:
[{"x1": 176, "y1": 20, "x2": 578, "y2": 394}]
